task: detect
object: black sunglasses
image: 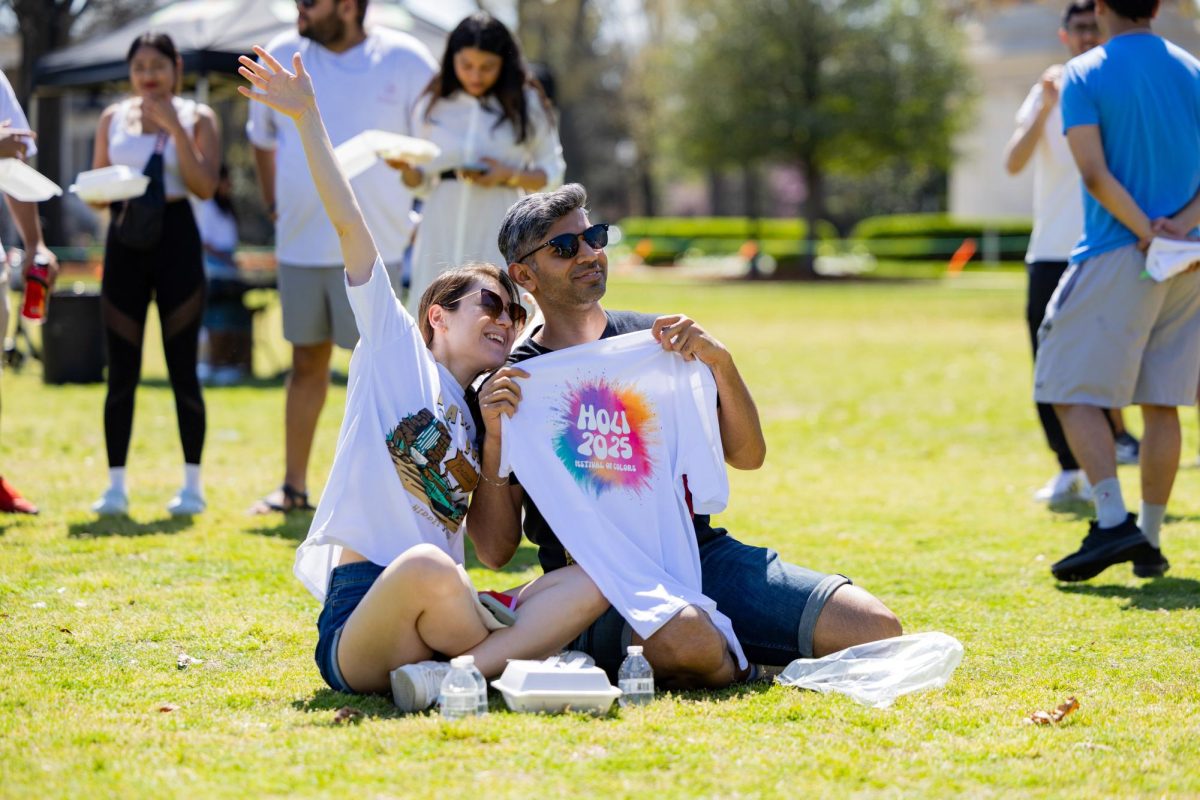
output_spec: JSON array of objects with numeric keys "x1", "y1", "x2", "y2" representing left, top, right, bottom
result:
[
  {"x1": 443, "y1": 287, "x2": 528, "y2": 329},
  {"x1": 295, "y1": 0, "x2": 318, "y2": 8},
  {"x1": 517, "y1": 223, "x2": 609, "y2": 263}
]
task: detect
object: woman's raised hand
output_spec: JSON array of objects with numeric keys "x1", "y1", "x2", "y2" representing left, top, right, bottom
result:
[{"x1": 237, "y1": 46, "x2": 315, "y2": 120}]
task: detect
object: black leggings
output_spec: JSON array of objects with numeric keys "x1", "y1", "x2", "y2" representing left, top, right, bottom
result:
[{"x1": 101, "y1": 200, "x2": 206, "y2": 468}]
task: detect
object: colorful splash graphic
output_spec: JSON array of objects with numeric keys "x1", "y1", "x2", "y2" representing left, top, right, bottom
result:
[{"x1": 553, "y1": 379, "x2": 658, "y2": 496}]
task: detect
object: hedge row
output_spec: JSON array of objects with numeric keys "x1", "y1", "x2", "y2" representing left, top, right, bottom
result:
[
  {"x1": 616, "y1": 214, "x2": 1034, "y2": 263},
  {"x1": 618, "y1": 217, "x2": 840, "y2": 264}
]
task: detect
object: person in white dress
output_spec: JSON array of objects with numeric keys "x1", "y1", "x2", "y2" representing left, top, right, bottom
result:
[
  {"x1": 394, "y1": 12, "x2": 565, "y2": 317},
  {"x1": 238, "y1": 46, "x2": 606, "y2": 712}
]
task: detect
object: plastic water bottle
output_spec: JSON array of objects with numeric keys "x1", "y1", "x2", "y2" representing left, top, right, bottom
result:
[
  {"x1": 439, "y1": 656, "x2": 481, "y2": 720},
  {"x1": 465, "y1": 655, "x2": 489, "y2": 715},
  {"x1": 618, "y1": 645, "x2": 654, "y2": 707}
]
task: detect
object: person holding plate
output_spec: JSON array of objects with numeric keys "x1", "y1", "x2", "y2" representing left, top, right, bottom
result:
[
  {"x1": 89, "y1": 32, "x2": 220, "y2": 517},
  {"x1": 394, "y1": 12, "x2": 565, "y2": 317}
]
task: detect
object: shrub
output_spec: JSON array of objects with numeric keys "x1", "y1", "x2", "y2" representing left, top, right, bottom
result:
[
  {"x1": 850, "y1": 214, "x2": 1032, "y2": 261},
  {"x1": 618, "y1": 217, "x2": 838, "y2": 265}
]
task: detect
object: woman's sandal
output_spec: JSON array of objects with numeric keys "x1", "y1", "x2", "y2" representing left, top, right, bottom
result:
[{"x1": 249, "y1": 484, "x2": 315, "y2": 515}]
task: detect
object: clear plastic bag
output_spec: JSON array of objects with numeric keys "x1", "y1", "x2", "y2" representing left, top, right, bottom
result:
[{"x1": 776, "y1": 631, "x2": 963, "y2": 708}]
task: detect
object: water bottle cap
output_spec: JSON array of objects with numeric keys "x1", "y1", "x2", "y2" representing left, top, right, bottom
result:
[
  {"x1": 450, "y1": 655, "x2": 475, "y2": 668},
  {"x1": 627, "y1": 645, "x2": 643, "y2": 655}
]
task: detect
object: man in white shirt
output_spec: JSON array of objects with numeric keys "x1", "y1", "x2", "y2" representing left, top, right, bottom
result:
[
  {"x1": 0, "y1": 71, "x2": 60, "y2": 514},
  {"x1": 1003, "y1": 1, "x2": 1103, "y2": 506},
  {"x1": 469, "y1": 185, "x2": 902, "y2": 687},
  {"x1": 247, "y1": 0, "x2": 436, "y2": 513}
]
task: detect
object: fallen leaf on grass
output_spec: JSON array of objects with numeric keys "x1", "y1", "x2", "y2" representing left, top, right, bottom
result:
[
  {"x1": 158, "y1": 704, "x2": 179, "y2": 713},
  {"x1": 1026, "y1": 696, "x2": 1079, "y2": 725},
  {"x1": 332, "y1": 707, "x2": 363, "y2": 725},
  {"x1": 58, "y1": 628, "x2": 73, "y2": 636},
  {"x1": 176, "y1": 652, "x2": 203, "y2": 669}
]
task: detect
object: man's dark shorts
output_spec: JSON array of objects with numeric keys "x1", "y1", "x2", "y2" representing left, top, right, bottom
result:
[{"x1": 571, "y1": 530, "x2": 850, "y2": 676}]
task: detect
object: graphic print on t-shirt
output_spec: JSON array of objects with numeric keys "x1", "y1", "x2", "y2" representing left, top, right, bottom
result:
[
  {"x1": 553, "y1": 379, "x2": 659, "y2": 496},
  {"x1": 386, "y1": 405, "x2": 479, "y2": 531}
]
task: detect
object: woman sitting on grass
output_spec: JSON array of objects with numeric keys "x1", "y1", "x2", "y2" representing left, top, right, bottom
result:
[{"x1": 238, "y1": 47, "x2": 607, "y2": 711}]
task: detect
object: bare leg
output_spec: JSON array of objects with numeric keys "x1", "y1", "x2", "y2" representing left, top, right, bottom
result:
[
  {"x1": 466, "y1": 565, "x2": 609, "y2": 677},
  {"x1": 337, "y1": 551, "x2": 608, "y2": 691},
  {"x1": 284, "y1": 341, "x2": 332, "y2": 493},
  {"x1": 336, "y1": 545, "x2": 490, "y2": 693},
  {"x1": 811, "y1": 584, "x2": 902, "y2": 657},
  {"x1": 638, "y1": 606, "x2": 740, "y2": 690},
  {"x1": 1140, "y1": 404, "x2": 1180, "y2": 505},
  {"x1": 1055, "y1": 403, "x2": 1117, "y2": 486}
]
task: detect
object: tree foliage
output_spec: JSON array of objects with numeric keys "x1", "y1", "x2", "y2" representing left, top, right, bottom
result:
[{"x1": 667, "y1": 0, "x2": 973, "y2": 272}]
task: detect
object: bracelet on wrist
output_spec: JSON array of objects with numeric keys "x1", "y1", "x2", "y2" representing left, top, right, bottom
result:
[{"x1": 478, "y1": 470, "x2": 508, "y2": 487}]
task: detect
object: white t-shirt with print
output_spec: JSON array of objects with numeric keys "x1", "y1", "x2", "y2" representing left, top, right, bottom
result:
[
  {"x1": 499, "y1": 331, "x2": 746, "y2": 668},
  {"x1": 294, "y1": 258, "x2": 480, "y2": 601},
  {"x1": 1017, "y1": 80, "x2": 1084, "y2": 263},
  {"x1": 246, "y1": 29, "x2": 436, "y2": 266}
]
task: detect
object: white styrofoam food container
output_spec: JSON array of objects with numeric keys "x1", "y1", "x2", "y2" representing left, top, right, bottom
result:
[
  {"x1": 0, "y1": 158, "x2": 63, "y2": 202},
  {"x1": 491, "y1": 660, "x2": 621, "y2": 714},
  {"x1": 69, "y1": 165, "x2": 150, "y2": 203}
]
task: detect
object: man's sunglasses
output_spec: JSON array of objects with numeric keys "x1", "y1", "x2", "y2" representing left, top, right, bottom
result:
[
  {"x1": 295, "y1": 0, "x2": 318, "y2": 8},
  {"x1": 443, "y1": 287, "x2": 528, "y2": 329},
  {"x1": 517, "y1": 223, "x2": 609, "y2": 263}
]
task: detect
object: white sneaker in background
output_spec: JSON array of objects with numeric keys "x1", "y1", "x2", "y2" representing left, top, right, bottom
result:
[
  {"x1": 91, "y1": 488, "x2": 129, "y2": 516},
  {"x1": 390, "y1": 660, "x2": 452, "y2": 712},
  {"x1": 1033, "y1": 470, "x2": 1090, "y2": 504},
  {"x1": 166, "y1": 489, "x2": 206, "y2": 516}
]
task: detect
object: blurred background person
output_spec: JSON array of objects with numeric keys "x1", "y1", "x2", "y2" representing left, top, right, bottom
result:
[
  {"x1": 395, "y1": 12, "x2": 565, "y2": 317},
  {"x1": 1003, "y1": 0, "x2": 1100, "y2": 505},
  {"x1": 89, "y1": 32, "x2": 220, "y2": 516},
  {"x1": 0, "y1": 69, "x2": 59, "y2": 515},
  {"x1": 197, "y1": 164, "x2": 251, "y2": 387},
  {"x1": 247, "y1": 0, "x2": 436, "y2": 515}
]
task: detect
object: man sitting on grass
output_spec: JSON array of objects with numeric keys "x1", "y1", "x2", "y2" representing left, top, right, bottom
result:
[{"x1": 468, "y1": 183, "x2": 902, "y2": 687}]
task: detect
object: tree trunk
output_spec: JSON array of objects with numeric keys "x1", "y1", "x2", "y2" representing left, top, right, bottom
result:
[{"x1": 776, "y1": 157, "x2": 821, "y2": 280}]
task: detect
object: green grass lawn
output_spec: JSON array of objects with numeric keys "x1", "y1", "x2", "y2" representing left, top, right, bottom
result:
[{"x1": 2, "y1": 270, "x2": 1198, "y2": 798}]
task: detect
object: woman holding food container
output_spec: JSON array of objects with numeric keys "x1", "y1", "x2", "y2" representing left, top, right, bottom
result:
[
  {"x1": 393, "y1": 12, "x2": 565, "y2": 316},
  {"x1": 86, "y1": 31, "x2": 220, "y2": 516}
]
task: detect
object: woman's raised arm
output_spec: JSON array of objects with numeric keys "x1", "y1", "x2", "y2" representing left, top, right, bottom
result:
[{"x1": 238, "y1": 46, "x2": 378, "y2": 285}]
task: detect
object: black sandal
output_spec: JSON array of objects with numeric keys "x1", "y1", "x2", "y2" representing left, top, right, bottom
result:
[{"x1": 250, "y1": 484, "x2": 315, "y2": 515}]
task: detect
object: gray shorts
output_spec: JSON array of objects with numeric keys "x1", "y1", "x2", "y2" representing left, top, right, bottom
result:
[
  {"x1": 1034, "y1": 243, "x2": 1200, "y2": 407},
  {"x1": 277, "y1": 261, "x2": 402, "y2": 349}
]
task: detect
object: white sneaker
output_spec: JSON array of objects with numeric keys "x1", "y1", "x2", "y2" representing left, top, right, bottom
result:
[
  {"x1": 390, "y1": 660, "x2": 451, "y2": 712},
  {"x1": 166, "y1": 489, "x2": 206, "y2": 516},
  {"x1": 91, "y1": 488, "x2": 129, "y2": 516},
  {"x1": 1033, "y1": 470, "x2": 1090, "y2": 504}
]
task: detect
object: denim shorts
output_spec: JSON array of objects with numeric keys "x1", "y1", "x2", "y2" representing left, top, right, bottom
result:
[
  {"x1": 570, "y1": 531, "x2": 850, "y2": 677},
  {"x1": 315, "y1": 561, "x2": 386, "y2": 693}
]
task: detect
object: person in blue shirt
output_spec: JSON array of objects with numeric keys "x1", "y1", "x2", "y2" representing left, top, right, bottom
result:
[{"x1": 1034, "y1": 0, "x2": 1200, "y2": 582}]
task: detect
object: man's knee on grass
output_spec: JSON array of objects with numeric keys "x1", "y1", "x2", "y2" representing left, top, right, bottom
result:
[
  {"x1": 811, "y1": 585, "x2": 902, "y2": 658},
  {"x1": 641, "y1": 605, "x2": 729, "y2": 680}
]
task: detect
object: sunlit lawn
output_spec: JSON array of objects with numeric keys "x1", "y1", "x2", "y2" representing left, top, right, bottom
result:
[{"x1": 1, "y1": 267, "x2": 1197, "y2": 798}]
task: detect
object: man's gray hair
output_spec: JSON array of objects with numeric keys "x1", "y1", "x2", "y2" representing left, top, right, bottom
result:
[{"x1": 498, "y1": 183, "x2": 589, "y2": 265}]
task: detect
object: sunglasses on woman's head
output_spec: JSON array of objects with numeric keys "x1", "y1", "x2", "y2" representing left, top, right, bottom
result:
[
  {"x1": 517, "y1": 223, "x2": 609, "y2": 263},
  {"x1": 443, "y1": 287, "x2": 528, "y2": 329}
]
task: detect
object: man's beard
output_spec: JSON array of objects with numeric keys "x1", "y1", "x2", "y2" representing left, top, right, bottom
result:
[{"x1": 300, "y1": 13, "x2": 346, "y2": 47}]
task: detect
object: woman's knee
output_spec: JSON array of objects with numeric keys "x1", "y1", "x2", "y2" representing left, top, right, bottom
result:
[
  {"x1": 385, "y1": 545, "x2": 466, "y2": 598},
  {"x1": 554, "y1": 566, "x2": 609, "y2": 618}
]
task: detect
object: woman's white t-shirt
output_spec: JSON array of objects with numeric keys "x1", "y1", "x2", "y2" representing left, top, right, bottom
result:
[{"x1": 294, "y1": 258, "x2": 481, "y2": 602}]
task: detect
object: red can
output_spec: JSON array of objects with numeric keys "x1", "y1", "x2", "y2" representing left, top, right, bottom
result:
[{"x1": 20, "y1": 255, "x2": 51, "y2": 323}]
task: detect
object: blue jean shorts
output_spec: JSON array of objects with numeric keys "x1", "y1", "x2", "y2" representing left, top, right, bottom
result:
[
  {"x1": 570, "y1": 531, "x2": 850, "y2": 676},
  {"x1": 315, "y1": 561, "x2": 386, "y2": 693}
]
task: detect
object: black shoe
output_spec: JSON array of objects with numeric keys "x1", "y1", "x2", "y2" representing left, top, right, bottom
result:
[
  {"x1": 1051, "y1": 513, "x2": 1155, "y2": 582},
  {"x1": 1133, "y1": 547, "x2": 1170, "y2": 579}
]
